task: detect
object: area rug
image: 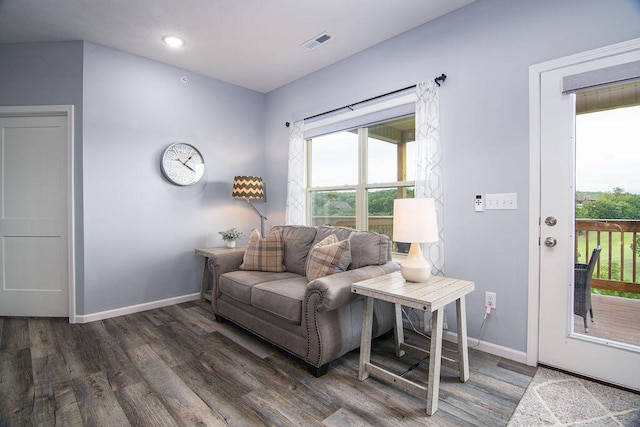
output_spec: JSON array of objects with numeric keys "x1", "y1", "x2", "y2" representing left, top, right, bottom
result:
[{"x1": 508, "y1": 367, "x2": 640, "y2": 426}]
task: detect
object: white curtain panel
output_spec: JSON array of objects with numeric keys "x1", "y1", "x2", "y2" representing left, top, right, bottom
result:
[
  {"x1": 285, "y1": 120, "x2": 305, "y2": 225},
  {"x1": 415, "y1": 80, "x2": 445, "y2": 276},
  {"x1": 412, "y1": 80, "x2": 447, "y2": 332}
]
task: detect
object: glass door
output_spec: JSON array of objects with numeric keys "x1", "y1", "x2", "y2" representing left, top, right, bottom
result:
[{"x1": 535, "y1": 44, "x2": 640, "y2": 391}]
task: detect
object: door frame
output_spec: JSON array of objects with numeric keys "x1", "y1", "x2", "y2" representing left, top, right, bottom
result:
[
  {"x1": 0, "y1": 105, "x2": 76, "y2": 323},
  {"x1": 527, "y1": 38, "x2": 640, "y2": 366}
]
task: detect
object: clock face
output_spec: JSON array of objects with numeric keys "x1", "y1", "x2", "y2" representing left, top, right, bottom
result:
[{"x1": 161, "y1": 143, "x2": 205, "y2": 186}]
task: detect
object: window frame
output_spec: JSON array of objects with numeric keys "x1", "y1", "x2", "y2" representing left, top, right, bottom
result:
[{"x1": 305, "y1": 117, "x2": 416, "y2": 236}]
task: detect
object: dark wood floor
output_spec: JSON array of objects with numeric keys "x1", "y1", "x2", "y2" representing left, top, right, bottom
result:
[{"x1": 0, "y1": 302, "x2": 536, "y2": 426}]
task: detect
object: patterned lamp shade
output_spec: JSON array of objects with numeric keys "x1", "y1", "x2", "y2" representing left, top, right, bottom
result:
[{"x1": 232, "y1": 176, "x2": 264, "y2": 199}]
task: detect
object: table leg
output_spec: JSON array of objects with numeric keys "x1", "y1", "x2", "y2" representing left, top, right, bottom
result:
[
  {"x1": 426, "y1": 307, "x2": 444, "y2": 416},
  {"x1": 394, "y1": 303, "x2": 405, "y2": 357},
  {"x1": 358, "y1": 296, "x2": 374, "y2": 381},
  {"x1": 199, "y1": 257, "x2": 210, "y2": 302},
  {"x1": 456, "y1": 296, "x2": 470, "y2": 382}
]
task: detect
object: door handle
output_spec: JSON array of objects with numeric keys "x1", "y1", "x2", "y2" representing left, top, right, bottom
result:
[
  {"x1": 545, "y1": 216, "x2": 557, "y2": 226},
  {"x1": 544, "y1": 237, "x2": 557, "y2": 247}
]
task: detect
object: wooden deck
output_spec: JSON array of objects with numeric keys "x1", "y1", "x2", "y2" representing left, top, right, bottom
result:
[{"x1": 573, "y1": 293, "x2": 640, "y2": 346}]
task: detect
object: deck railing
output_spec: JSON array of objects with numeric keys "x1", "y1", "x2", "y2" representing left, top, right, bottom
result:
[
  {"x1": 310, "y1": 216, "x2": 393, "y2": 238},
  {"x1": 575, "y1": 219, "x2": 640, "y2": 294}
]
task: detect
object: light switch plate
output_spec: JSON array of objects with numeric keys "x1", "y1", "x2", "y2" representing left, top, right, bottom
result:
[{"x1": 485, "y1": 193, "x2": 517, "y2": 210}]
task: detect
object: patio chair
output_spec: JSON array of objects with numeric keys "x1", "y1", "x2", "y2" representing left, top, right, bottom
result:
[{"x1": 574, "y1": 247, "x2": 601, "y2": 333}]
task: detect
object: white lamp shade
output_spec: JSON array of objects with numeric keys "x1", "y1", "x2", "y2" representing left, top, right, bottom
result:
[{"x1": 393, "y1": 198, "x2": 439, "y2": 243}]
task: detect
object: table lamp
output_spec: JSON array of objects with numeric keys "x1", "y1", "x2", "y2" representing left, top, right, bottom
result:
[
  {"x1": 393, "y1": 198, "x2": 439, "y2": 282},
  {"x1": 232, "y1": 176, "x2": 267, "y2": 236}
]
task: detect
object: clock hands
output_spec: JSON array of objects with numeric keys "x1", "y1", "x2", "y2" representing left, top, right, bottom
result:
[{"x1": 174, "y1": 158, "x2": 196, "y2": 172}]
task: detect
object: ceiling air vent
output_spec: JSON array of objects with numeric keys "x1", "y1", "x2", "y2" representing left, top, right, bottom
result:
[{"x1": 302, "y1": 32, "x2": 332, "y2": 50}]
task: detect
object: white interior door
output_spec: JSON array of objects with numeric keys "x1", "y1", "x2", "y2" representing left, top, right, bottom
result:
[
  {"x1": 0, "y1": 110, "x2": 71, "y2": 317},
  {"x1": 534, "y1": 41, "x2": 640, "y2": 391}
]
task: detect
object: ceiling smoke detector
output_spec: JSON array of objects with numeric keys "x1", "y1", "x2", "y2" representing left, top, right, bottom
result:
[{"x1": 302, "y1": 32, "x2": 332, "y2": 50}]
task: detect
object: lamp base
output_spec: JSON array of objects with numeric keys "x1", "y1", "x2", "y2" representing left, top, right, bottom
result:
[{"x1": 400, "y1": 242, "x2": 432, "y2": 283}]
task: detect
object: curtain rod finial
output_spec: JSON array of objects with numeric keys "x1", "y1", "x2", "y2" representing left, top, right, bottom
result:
[{"x1": 434, "y1": 73, "x2": 447, "y2": 86}]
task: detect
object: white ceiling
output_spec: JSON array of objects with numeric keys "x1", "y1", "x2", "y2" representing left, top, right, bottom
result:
[{"x1": 0, "y1": 0, "x2": 475, "y2": 93}]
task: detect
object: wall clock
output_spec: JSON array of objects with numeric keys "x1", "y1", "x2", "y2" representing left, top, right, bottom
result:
[{"x1": 161, "y1": 142, "x2": 205, "y2": 186}]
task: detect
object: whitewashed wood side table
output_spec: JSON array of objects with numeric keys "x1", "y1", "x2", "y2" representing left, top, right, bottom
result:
[
  {"x1": 352, "y1": 271, "x2": 475, "y2": 415},
  {"x1": 195, "y1": 246, "x2": 247, "y2": 302}
]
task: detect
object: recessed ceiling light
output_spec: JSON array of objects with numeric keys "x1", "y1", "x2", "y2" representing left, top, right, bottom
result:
[{"x1": 163, "y1": 36, "x2": 185, "y2": 48}]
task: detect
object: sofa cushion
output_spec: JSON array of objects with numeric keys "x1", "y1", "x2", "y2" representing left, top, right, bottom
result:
[
  {"x1": 314, "y1": 225, "x2": 354, "y2": 245},
  {"x1": 306, "y1": 235, "x2": 352, "y2": 281},
  {"x1": 219, "y1": 270, "x2": 301, "y2": 305},
  {"x1": 272, "y1": 225, "x2": 317, "y2": 276},
  {"x1": 240, "y1": 228, "x2": 286, "y2": 272},
  {"x1": 251, "y1": 276, "x2": 308, "y2": 324},
  {"x1": 348, "y1": 229, "x2": 392, "y2": 269},
  {"x1": 315, "y1": 225, "x2": 391, "y2": 269}
]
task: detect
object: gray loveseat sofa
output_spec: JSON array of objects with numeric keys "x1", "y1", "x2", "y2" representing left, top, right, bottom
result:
[{"x1": 208, "y1": 225, "x2": 400, "y2": 376}]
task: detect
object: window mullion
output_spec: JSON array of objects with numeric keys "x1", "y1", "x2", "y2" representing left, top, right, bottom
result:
[
  {"x1": 305, "y1": 139, "x2": 312, "y2": 224},
  {"x1": 356, "y1": 128, "x2": 367, "y2": 230}
]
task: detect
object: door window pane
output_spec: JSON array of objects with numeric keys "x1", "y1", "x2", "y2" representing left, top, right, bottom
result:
[{"x1": 574, "y1": 103, "x2": 640, "y2": 345}]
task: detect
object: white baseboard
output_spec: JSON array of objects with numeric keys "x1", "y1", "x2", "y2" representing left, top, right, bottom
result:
[
  {"x1": 443, "y1": 330, "x2": 528, "y2": 365},
  {"x1": 74, "y1": 293, "x2": 200, "y2": 324}
]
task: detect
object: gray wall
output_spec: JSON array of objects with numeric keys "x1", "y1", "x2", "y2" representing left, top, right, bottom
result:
[
  {"x1": 0, "y1": 41, "x2": 86, "y2": 311},
  {"x1": 263, "y1": 0, "x2": 640, "y2": 352},
  {"x1": 82, "y1": 42, "x2": 265, "y2": 314},
  {"x1": 1, "y1": 41, "x2": 266, "y2": 315}
]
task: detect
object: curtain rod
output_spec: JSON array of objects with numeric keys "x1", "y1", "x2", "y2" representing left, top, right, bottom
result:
[{"x1": 285, "y1": 74, "x2": 446, "y2": 127}]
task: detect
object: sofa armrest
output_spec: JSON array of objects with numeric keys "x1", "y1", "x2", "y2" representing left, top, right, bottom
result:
[
  {"x1": 304, "y1": 261, "x2": 399, "y2": 368},
  {"x1": 306, "y1": 262, "x2": 400, "y2": 312},
  {"x1": 208, "y1": 250, "x2": 245, "y2": 299}
]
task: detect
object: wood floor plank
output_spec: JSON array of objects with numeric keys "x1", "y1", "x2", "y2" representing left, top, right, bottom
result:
[
  {"x1": 84, "y1": 321, "x2": 143, "y2": 391},
  {"x1": 53, "y1": 380, "x2": 84, "y2": 426},
  {"x1": 213, "y1": 321, "x2": 277, "y2": 359},
  {"x1": 0, "y1": 317, "x2": 30, "y2": 351},
  {"x1": 242, "y1": 386, "x2": 324, "y2": 427},
  {"x1": 181, "y1": 305, "x2": 221, "y2": 333},
  {"x1": 0, "y1": 347, "x2": 34, "y2": 426},
  {"x1": 32, "y1": 381, "x2": 56, "y2": 426},
  {"x1": 32, "y1": 352, "x2": 70, "y2": 385},
  {"x1": 124, "y1": 344, "x2": 226, "y2": 426},
  {"x1": 52, "y1": 321, "x2": 101, "y2": 380},
  {"x1": 103, "y1": 315, "x2": 147, "y2": 350},
  {"x1": 141, "y1": 307, "x2": 176, "y2": 326},
  {"x1": 171, "y1": 358, "x2": 268, "y2": 426},
  {"x1": 28, "y1": 318, "x2": 59, "y2": 359},
  {"x1": 73, "y1": 370, "x2": 132, "y2": 426},
  {"x1": 115, "y1": 382, "x2": 180, "y2": 427},
  {"x1": 160, "y1": 305, "x2": 212, "y2": 336},
  {"x1": 124, "y1": 312, "x2": 196, "y2": 368}
]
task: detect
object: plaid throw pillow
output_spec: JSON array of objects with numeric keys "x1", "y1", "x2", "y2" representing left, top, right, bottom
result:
[
  {"x1": 306, "y1": 234, "x2": 351, "y2": 281},
  {"x1": 240, "y1": 228, "x2": 285, "y2": 272}
]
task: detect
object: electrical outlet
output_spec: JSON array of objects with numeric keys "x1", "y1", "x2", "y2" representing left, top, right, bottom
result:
[{"x1": 485, "y1": 291, "x2": 497, "y2": 309}]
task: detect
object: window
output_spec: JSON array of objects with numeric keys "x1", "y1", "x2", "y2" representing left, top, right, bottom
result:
[{"x1": 307, "y1": 115, "x2": 416, "y2": 252}]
